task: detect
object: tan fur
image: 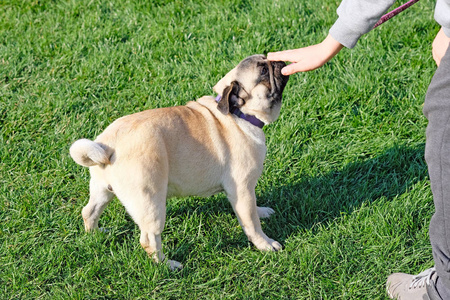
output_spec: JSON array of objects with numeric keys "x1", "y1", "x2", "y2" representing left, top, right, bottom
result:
[{"x1": 70, "y1": 55, "x2": 289, "y2": 270}]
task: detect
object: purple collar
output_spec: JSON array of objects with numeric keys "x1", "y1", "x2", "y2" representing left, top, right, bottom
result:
[{"x1": 215, "y1": 95, "x2": 265, "y2": 129}]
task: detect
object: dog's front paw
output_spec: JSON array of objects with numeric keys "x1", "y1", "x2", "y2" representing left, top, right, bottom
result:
[
  {"x1": 270, "y1": 240, "x2": 282, "y2": 251},
  {"x1": 257, "y1": 206, "x2": 275, "y2": 219},
  {"x1": 254, "y1": 238, "x2": 282, "y2": 252},
  {"x1": 167, "y1": 260, "x2": 183, "y2": 271}
]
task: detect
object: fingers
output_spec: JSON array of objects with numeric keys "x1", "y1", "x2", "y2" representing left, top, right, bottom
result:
[
  {"x1": 267, "y1": 51, "x2": 303, "y2": 75},
  {"x1": 280, "y1": 63, "x2": 300, "y2": 76},
  {"x1": 280, "y1": 60, "x2": 325, "y2": 75},
  {"x1": 268, "y1": 50, "x2": 306, "y2": 75},
  {"x1": 268, "y1": 47, "x2": 326, "y2": 75},
  {"x1": 267, "y1": 50, "x2": 297, "y2": 62}
]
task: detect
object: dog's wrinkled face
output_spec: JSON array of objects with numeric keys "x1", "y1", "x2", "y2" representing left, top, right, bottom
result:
[{"x1": 213, "y1": 54, "x2": 289, "y2": 125}]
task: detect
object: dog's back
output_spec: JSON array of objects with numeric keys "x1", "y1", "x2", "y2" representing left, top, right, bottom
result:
[{"x1": 69, "y1": 100, "x2": 254, "y2": 198}]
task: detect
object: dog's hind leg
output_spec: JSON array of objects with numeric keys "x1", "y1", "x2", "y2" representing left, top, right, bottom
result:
[
  {"x1": 136, "y1": 193, "x2": 167, "y2": 263},
  {"x1": 140, "y1": 219, "x2": 182, "y2": 271},
  {"x1": 82, "y1": 176, "x2": 114, "y2": 232},
  {"x1": 117, "y1": 181, "x2": 183, "y2": 270},
  {"x1": 137, "y1": 195, "x2": 183, "y2": 270}
]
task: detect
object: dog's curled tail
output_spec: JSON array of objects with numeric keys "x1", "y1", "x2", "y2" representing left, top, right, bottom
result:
[{"x1": 70, "y1": 139, "x2": 113, "y2": 167}]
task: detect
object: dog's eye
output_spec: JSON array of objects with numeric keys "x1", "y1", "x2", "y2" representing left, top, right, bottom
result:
[{"x1": 261, "y1": 65, "x2": 269, "y2": 75}]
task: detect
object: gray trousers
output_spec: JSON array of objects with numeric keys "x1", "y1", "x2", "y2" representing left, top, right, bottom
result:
[{"x1": 424, "y1": 46, "x2": 450, "y2": 294}]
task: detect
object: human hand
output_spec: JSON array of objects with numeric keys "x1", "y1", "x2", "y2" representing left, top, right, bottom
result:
[
  {"x1": 267, "y1": 34, "x2": 344, "y2": 75},
  {"x1": 432, "y1": 28, "x2": 450, "y2": 66}
]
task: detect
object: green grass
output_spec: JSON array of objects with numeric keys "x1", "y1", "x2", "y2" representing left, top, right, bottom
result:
[{"x1": 0, "y1": 0, "x2": 440, "y2": 298}]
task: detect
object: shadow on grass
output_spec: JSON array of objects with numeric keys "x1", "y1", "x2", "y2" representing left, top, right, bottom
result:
[{"x1": 260, "y1": 143, "x2": 428, "y2": 240}]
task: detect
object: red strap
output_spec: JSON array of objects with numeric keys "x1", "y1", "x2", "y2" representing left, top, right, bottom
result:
[{"x1": 373, "y1": 0, "x2": 420, "y2": 29}]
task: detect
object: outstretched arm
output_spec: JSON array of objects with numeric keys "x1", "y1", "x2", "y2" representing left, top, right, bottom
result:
[
  {"x1": 268, "y1": 0, "x2": 395, "y2": 75},
  {"x1": 267, "y1": 34, "x2": 344, "y2": 75}
]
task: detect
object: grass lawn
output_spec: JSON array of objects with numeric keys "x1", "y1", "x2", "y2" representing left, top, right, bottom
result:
[{"x1": 0, "y1": 0, "x2": 440, "y2": 298}]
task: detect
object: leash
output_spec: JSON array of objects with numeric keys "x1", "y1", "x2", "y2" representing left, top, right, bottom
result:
[{"x1": 373, "y1": 0, "x2": 420, "y2": 28}]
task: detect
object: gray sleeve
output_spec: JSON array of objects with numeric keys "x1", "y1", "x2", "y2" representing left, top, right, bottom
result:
[
  {"x1": 329, "y1": 0, "x2": 397, "y2": 48},
  {"x1": 435, "y1": 0, "x2": 450, "y2": 37}
]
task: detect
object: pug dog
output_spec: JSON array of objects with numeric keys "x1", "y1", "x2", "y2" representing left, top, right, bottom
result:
[{"x1": 70, "y1": 54, "x2": 289, "y2": 269}]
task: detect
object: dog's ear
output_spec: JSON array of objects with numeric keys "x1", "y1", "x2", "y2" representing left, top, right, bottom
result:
[
  {"x1": 217, "y1": 81, "x2": 245, "y2": 115},
  {"x1": 213, "y1": 67, "x2": 237, "y2": 96}
]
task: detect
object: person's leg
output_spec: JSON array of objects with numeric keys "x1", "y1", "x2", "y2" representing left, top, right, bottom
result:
[
  {"x1": 423, "y1": 45, "x2": 450, "y2": 299},
  {"x1": 387, "y1": 47, "x2": 450, "y2": 300}
]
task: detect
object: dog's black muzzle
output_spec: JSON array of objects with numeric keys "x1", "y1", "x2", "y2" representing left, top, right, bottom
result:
[{"x1": 269, "y1": 61, "x2": 289, "y2": 102}]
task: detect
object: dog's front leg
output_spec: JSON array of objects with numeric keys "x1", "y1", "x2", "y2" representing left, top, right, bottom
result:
[
  {"x1": 257, "y1": 206, "x2": 275, "y2": 219},
  {"x1": 227, "y1": 188, "x2": 281, "y2": 251}
]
